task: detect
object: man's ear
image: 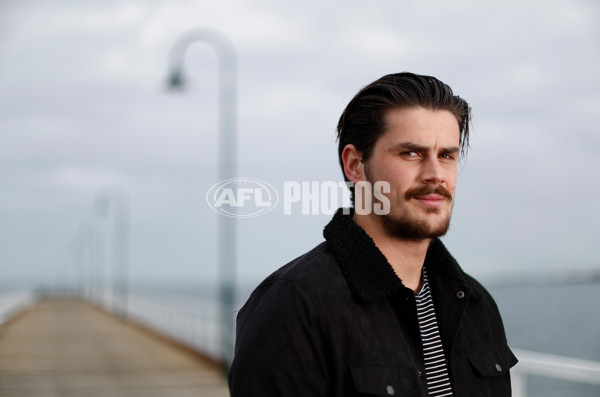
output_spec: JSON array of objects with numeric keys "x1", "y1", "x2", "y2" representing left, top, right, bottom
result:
[{"x1": 341, "y1": 144, "x2": 365, "y2": 183}]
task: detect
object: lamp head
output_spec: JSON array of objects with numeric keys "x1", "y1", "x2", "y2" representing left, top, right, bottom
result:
[{"x1": 167, "y1": 69, "x2": 185, "y2": 91}]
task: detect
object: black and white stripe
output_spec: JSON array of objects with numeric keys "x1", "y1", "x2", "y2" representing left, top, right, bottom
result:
[{"x1": 415, "y1": 268, "x2": 453, "y2": 397}]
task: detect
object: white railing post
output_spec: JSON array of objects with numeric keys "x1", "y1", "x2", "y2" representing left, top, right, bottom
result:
[{"x1": 511, "y1": 370, "x2": 527, "y2": 397}]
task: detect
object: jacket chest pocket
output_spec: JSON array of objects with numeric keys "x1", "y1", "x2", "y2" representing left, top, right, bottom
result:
[
  {"x1": 350, "y1": 363, "x2": 426, "y2": 397},
  {"x1": 451, "y1": 343, "x2": 518, "y2": 396},
  {"x1": 467, "y1": 343, "x2": 518, "y2": 377}
]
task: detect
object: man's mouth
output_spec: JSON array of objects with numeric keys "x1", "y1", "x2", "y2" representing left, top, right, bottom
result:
[{"x1": 413, "y1": 193, "x2": 446, "y2": 208}]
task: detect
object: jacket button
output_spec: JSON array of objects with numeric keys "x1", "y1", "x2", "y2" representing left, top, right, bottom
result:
[
  {"x1": 456, "y1": 290, "x2": 465, "y2": 299},
  {"x1": 417, "y1": 370, "x2": 422, "y2": 377},
  {"x1": 495, "y1": 363, "x2": 502, "y2": 372},
  {"x1": 386, "y1": 385, "x2": 395, "y2": 395}
]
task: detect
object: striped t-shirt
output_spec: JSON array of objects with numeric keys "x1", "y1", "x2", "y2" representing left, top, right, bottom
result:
[{"x1": 415, "y1": 268, "x2": 454, "y2": 396}]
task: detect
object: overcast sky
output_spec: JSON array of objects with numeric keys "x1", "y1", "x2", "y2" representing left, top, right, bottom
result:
[{"x1": 1, "y1": 0, "x2": 599, "y2": 293}]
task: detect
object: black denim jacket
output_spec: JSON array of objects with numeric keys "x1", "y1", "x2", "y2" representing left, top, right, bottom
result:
[{"x1": 229, "y1": 209, "x2": 517, "y2": 396}]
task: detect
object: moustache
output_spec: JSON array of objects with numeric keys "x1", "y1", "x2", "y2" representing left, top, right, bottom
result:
[{"x1": 404, "y1": 185, "x2": 453, "y2": 201}]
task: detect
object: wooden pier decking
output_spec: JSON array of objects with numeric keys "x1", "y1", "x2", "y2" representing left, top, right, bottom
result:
[{"x1": 0, "y1": 299, "x2": 230, "y2": 397}]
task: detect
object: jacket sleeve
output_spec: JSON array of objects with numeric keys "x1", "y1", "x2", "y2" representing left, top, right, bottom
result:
[{"x1": 228, "y1": 278, "x2": 330, "y2": 396}]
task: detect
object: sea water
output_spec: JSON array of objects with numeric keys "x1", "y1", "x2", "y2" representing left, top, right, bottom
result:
[{"x1": 490, "y1": 283, "x2": 600, "y2": 397}]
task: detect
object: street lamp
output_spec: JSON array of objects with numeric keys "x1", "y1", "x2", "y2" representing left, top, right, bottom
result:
[
  {"x1": 95, "y1": 188, "x2": 130, "y2": 318},
  {"x1": 166, "y1": 28, "x2": 237, "y2": 371},
  {"x1": 73, "y1": 224, "x2": 94, "y2": 298}
]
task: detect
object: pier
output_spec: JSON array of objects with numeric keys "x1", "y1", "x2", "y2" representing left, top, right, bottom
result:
[{"x1": 0, "y1": 298, "x2": 229, "y2": 397}]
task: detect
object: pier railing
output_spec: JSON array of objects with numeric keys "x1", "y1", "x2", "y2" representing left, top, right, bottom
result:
[
  {"x1": 0, "y1": 288, "x2": 36, "y2": 328},
  {"x1": 125, "y1": 291, "x2": 223, "y2": 361},
  {"x1": 511, "y1": 348, "x2": 600, "y2": 397}
]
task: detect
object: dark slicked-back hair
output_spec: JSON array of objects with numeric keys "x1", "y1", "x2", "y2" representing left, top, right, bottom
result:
[{"x1": 337, "y1": 72, "x2": 471, "y2": 184}]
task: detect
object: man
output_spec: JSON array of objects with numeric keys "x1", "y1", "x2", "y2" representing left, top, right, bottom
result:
[{"x1": 229, "y1": 72, "x2": 517, "y2": 396}]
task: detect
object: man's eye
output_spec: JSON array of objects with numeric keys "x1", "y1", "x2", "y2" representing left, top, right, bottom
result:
[
  {"x1": 401, "y1": 151, "x2": 418, "y2": 158},
  {"x1": 441, "y1": 153, "x2": 456, "y2": 161}
]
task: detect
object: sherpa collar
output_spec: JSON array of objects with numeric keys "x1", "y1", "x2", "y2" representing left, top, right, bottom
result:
[{"x1": 323, "y1": 208, "x2": 470, "y2": 303}]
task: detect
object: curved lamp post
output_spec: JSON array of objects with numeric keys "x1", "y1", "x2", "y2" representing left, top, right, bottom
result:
[
  {"x1": 73, "y1": 224, "x2": 94, "y2": 298},
  {"x1": 166, "y1": 28, "x2": 237, "y2": 370}
]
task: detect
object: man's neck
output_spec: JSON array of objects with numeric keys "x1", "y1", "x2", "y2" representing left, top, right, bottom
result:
[{"x1": 353, "y1": 212, "x2": 430, "y2": 292}]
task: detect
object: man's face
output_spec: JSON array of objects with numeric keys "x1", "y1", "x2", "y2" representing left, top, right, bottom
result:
[{"x1": 362, "y1": 106, "x2": 460, "y2": 241}]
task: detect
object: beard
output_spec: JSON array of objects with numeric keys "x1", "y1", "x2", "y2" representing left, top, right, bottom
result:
[
  {"x1": 363, "y1": 164, "x2": 454, "y2": 241},
  {"x1": 380, "y1": 185, "x2": 454, "y2": 242}
]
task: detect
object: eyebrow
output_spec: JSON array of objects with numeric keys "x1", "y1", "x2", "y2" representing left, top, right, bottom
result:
[{"x1": 392, "y1": 142, "x2": 460, "y2": 154}]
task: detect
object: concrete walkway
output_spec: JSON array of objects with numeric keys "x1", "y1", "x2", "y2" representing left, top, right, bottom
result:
[{"x1": 0, "y1": 299, "x2": 230, "y2": 397}]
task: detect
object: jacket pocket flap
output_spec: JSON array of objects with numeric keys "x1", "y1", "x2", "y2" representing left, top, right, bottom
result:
[
  {"x1": 468, "y1": 344, "x2": 518, "y2": 376},
  {"x1": 350, "y1": 363, "x2": 421, "y2": 396}
]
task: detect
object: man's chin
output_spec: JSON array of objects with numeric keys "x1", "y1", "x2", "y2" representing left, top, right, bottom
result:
[{"x1": 380, "y1": 213, "x2": 451, "y2": 241}]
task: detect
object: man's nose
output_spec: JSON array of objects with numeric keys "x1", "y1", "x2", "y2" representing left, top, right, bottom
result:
[{"x1": 420, "y1": 157, "x2": 444, "y2": 184}]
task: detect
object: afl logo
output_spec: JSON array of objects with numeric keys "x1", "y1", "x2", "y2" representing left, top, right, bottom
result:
[{"x1": 206, "y1": 178, "x2": 279, "y2": 218}]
